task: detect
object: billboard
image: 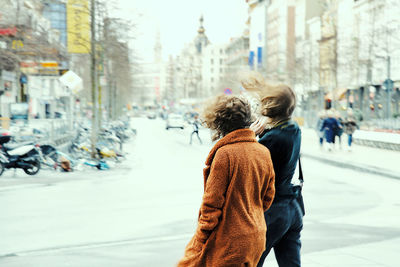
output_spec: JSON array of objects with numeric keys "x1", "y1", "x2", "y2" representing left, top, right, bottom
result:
[{"x1": 67, "y1": 0, "x2": 90, "y2": 53}]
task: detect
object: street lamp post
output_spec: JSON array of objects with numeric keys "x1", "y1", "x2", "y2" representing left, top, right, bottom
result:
[
  {"x1": 90, "y1": 0, "x2": 98, "y2": 158},
  {"x1": 377, "y1": 55, "x2": 393, "y2": 119},
  {"x1": 385, "y1": 56, "x2": 392, "y2": 119},
  {"x1": 380, "y1": 56, "x2": 393, "y2": 119}
]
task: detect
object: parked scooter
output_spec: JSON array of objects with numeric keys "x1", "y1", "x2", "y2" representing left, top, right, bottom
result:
[{"x1": 0, "y1": 136, "x2": 41, "y2": 176}]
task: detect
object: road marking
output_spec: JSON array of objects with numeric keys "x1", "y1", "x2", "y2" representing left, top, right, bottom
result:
[{"x1": 0, "y1": 233, "x2": 193, "y2": 258}]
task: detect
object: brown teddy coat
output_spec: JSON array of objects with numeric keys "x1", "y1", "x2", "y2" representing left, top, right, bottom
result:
[{"x1": 177, "y1": 129, "x2": 275, "y2": 267}]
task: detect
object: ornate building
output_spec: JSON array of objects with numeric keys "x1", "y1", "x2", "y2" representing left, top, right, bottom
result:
[
  {"x1": 194, "y1": 16, "x2": 210, "y2": 54},
  {"x1": 175, "y1": 16, "x2": 210, "y2": 101}
]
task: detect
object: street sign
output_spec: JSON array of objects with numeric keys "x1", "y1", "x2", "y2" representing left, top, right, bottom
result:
[
  {"x1": 2, "y1": 70, "x2": 16, "y2": 81},
  {"x1": 224, "y1": 88, "x2": 232, "y2": 95},
  {"x1": 383, "y1": 79, "x2": 394, "y2": 91},
  {"x1": 0, "y1": 41, "x2": 6, "y2": 49},
  {"x1": 59, "y1": 70, "x2": 83, "y2": 93},
  {"x1": 20, "y1": 74, "x2": 28, "y2": 84}
]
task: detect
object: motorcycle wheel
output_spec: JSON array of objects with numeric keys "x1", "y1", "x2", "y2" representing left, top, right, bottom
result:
[
  {"x1": 23, "y1": 159, "x2": 41, "y2": 175},
  {"x1": 0, "y1": 162, "x2": 4, "y2": 176}
]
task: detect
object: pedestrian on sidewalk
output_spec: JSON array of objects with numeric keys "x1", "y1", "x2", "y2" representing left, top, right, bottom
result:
[
  {"x1": 189, "y1": 115, "x2": 202, "y2": 145},
  {"x1": 316, "y1": 110, "x2": 326, "y2": 149},
  {"x1": 241, "y1": 72, "x2": 304, "y2": 267},
  {"x1": 177, "y1": 94, "x2": 275, "y2": 267},
  {"x1": 334, "y1": 110, "x2": 344, "y2": 149},
  {"x1": 320, "y1": 109, "x2": 341, "y2": 151},
  {"x1": 343, "y1": 108, "x2": 358, "y2": 151}
]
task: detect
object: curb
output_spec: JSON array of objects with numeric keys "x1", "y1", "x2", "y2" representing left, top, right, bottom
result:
[
  {"x1": 301, "y1": 152, "x2": 400, "y2": 180},
  {"x1": 353, "y1": 139, "x2": 400, "y2": 151}
]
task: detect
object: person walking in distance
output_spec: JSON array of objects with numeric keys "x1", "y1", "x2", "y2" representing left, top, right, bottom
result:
[
  {"x1": 320, "y1": 109, "x2": 340, "y2": 151},
  {"x1": 189, "y1": 115, "x2": 202, "y2": 145},
  {"x1": 343, "y1": 108, "x2": 358, "y2": 151},
  {"x1": 241, "y1": 72, "x2": 304, "y2": 267},
  {"x1": 334, "y1": 110, "x2": 344, "y2": 149},
  {"x1": 177, "y1": 95, "x2": 275, "y2": 267},
  {"x1": 316, "y1": 110, "x2": 326, "y2": 149}
]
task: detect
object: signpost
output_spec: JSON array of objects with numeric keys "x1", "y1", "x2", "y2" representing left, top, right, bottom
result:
[
  {"x1": 224, "y1": 88, "x2": 232, "y2": 95},
  {"x1": 383, "y1": 78, "x2": 393, "y2": 119}
]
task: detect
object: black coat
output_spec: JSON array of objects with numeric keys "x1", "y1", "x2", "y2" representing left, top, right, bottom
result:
[
  {"x1": 259, "y1": 120, "x2": 301, "y2": 199},
  {"x1": 320, "y1": 117, "x2": 339, "y2": 143}
]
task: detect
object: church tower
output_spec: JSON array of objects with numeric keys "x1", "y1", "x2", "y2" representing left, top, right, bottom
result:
[
  {"x1": 154, "y1": 30, "x2": 162, "y2": 63},
  {"x1": 194, "y1": 15, "x2": 210, "y2": 54}
]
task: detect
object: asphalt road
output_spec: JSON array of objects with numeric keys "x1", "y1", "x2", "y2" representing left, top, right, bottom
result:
[{"x1": 1, "y1": 118, "x2": 399, "y2": 266}]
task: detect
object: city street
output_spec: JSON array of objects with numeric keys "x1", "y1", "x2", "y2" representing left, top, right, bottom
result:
[{"x1": 0, "y1": 117, "x2": 399, "y2": 266}]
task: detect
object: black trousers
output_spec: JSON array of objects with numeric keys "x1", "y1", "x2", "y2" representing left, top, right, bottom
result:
[
  {"x1": 257, "y1": 199, "x2": 303, "y2": 267},
  {"x1": 190, "y1": 131, "x2": 202, "y2": 144}
]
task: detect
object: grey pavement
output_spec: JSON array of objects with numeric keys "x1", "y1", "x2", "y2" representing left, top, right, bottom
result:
[
  {"x1": 294, "y1": 127, "x2": 400, "y2": 267},
  {"x1": 0, "y1": 119, "x2": 399, "y2": 266},
  {"x1": 300, "y1": 127, "x2": 400, "y2": 179}
]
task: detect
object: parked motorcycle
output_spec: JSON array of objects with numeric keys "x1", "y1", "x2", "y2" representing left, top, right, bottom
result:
[{"x1": 0, "y1": 136, "x2": 41, "y2": 176}]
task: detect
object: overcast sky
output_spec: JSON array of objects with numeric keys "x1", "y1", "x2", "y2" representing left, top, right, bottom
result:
[{"x1": 112, "y1": 0, "x2": 248, "y2": 61}]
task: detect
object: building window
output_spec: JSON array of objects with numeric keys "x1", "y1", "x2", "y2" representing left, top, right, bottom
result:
[
  {"x1": 211, "y1": 78, "x2": 214, "y2": 82},
  {"x1": 220, "y1": 68, "x2": 223, "y2": 73},
  {"x1": 220, "y1": 59, "x2": 223, "y2": 64},
  {"x1": 211, "y1": 68, "x2": 213, "y2": 73},
  {"x1": 211, "y1": 59, "x2": 214, "y2": 64},
  {"x1": 220, "y1": 49, "x2": 223, "y2": 54}
]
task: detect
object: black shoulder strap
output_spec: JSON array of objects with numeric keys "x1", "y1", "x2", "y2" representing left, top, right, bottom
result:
[{"x1": 298, "y1": 156, "x2": 304, "y2": 187}]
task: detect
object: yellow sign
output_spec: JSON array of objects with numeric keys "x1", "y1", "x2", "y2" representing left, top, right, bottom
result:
[
  {"x1": 67, "y1": 0, "x2": 90, "y2": 53},
  {"x1": 40, "y1": 62, "x2": 59, "y2": 68},
  {"x1": 11, "y1": 40, "x2": 24, "y2": 50}
]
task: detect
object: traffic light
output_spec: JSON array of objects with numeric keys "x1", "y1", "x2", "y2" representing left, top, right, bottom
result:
[{"x1": 325, "y1": 99, "x2": 332, "y2": 109}]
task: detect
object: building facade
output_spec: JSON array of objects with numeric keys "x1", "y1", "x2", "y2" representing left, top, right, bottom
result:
[
  {"x1": 223, "y1": 36, "x2": 249, "y2": 94},
  {"x1": 0, "y1": 0, "x2": 69, "y2": 118},
  {"x1": 174, "y1": 16, "x2": 210, "y2": 103},
  {"x1": 202, "y1": 43, "x2": 226, "y2": 96}
]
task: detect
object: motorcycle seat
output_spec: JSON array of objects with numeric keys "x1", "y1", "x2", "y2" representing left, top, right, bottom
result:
[{"x1": 4, "y1": 142, "x2": 34, "y2": 151}]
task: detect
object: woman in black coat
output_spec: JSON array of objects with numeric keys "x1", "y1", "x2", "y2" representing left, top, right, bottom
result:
[{"x1": 241, "y1": 74, "x2": 304, "y2": 267}]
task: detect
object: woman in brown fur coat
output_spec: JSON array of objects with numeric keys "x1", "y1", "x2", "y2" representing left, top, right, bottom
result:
[{"x1": 177, "y1": 95, "x2": 275, "y2": 267}]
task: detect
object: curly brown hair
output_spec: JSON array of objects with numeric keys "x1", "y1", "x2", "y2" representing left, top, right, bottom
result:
[{"x1": 202, "y1": 95, "x2": 252, "y2": 141}]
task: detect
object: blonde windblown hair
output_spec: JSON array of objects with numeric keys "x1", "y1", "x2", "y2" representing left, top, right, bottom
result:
[{"x1": 240, "y1": 71, "x2": 296, "y2": 124}]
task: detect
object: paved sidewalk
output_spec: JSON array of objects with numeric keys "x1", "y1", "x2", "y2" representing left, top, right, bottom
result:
[
  {"x1": 300, "y1": 127, "x2": 400, "y2": 179},
  {"x1": 265, "y1": 237, "x2": 400, "y2": 267},
  {"x1": 261, "y1": 128, "x2": 400, "y2": 267}
]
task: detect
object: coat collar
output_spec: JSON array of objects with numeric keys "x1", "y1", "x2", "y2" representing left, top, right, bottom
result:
[{"x1": 205, "y1": 128, "x2": 256, "y2": 166}]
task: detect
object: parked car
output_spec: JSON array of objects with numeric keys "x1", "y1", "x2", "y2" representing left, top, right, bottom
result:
[
  {"x1": 146, "y1": 111, "x2": 157, "y2": 119},
  {"x1": 166, "y1": 114, "x2": 185, "y2": 130}
]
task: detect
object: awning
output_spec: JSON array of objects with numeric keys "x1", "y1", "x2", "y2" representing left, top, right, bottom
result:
[
  {"x1": 334, "y1": 88, "x2": 348, "y2": 100},
  {"x1": 324, "y1": 88, "x2": 348, "y2": 101}
]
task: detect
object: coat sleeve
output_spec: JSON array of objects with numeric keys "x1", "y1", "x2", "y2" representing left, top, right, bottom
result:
[
  {"x1": 320, "y1": 119, "x2": 327, "y2": 131},
  {"x1": 263, "y1": 162, "x2": 275, "y2": 211},
  {"x1": 195, "y1": 150, "x2": 230, "y2": 244}
]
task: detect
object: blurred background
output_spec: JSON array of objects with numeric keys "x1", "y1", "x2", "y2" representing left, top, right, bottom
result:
[{"x1": 0, "y1": 0, "x2": 399, "y2": 266}]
